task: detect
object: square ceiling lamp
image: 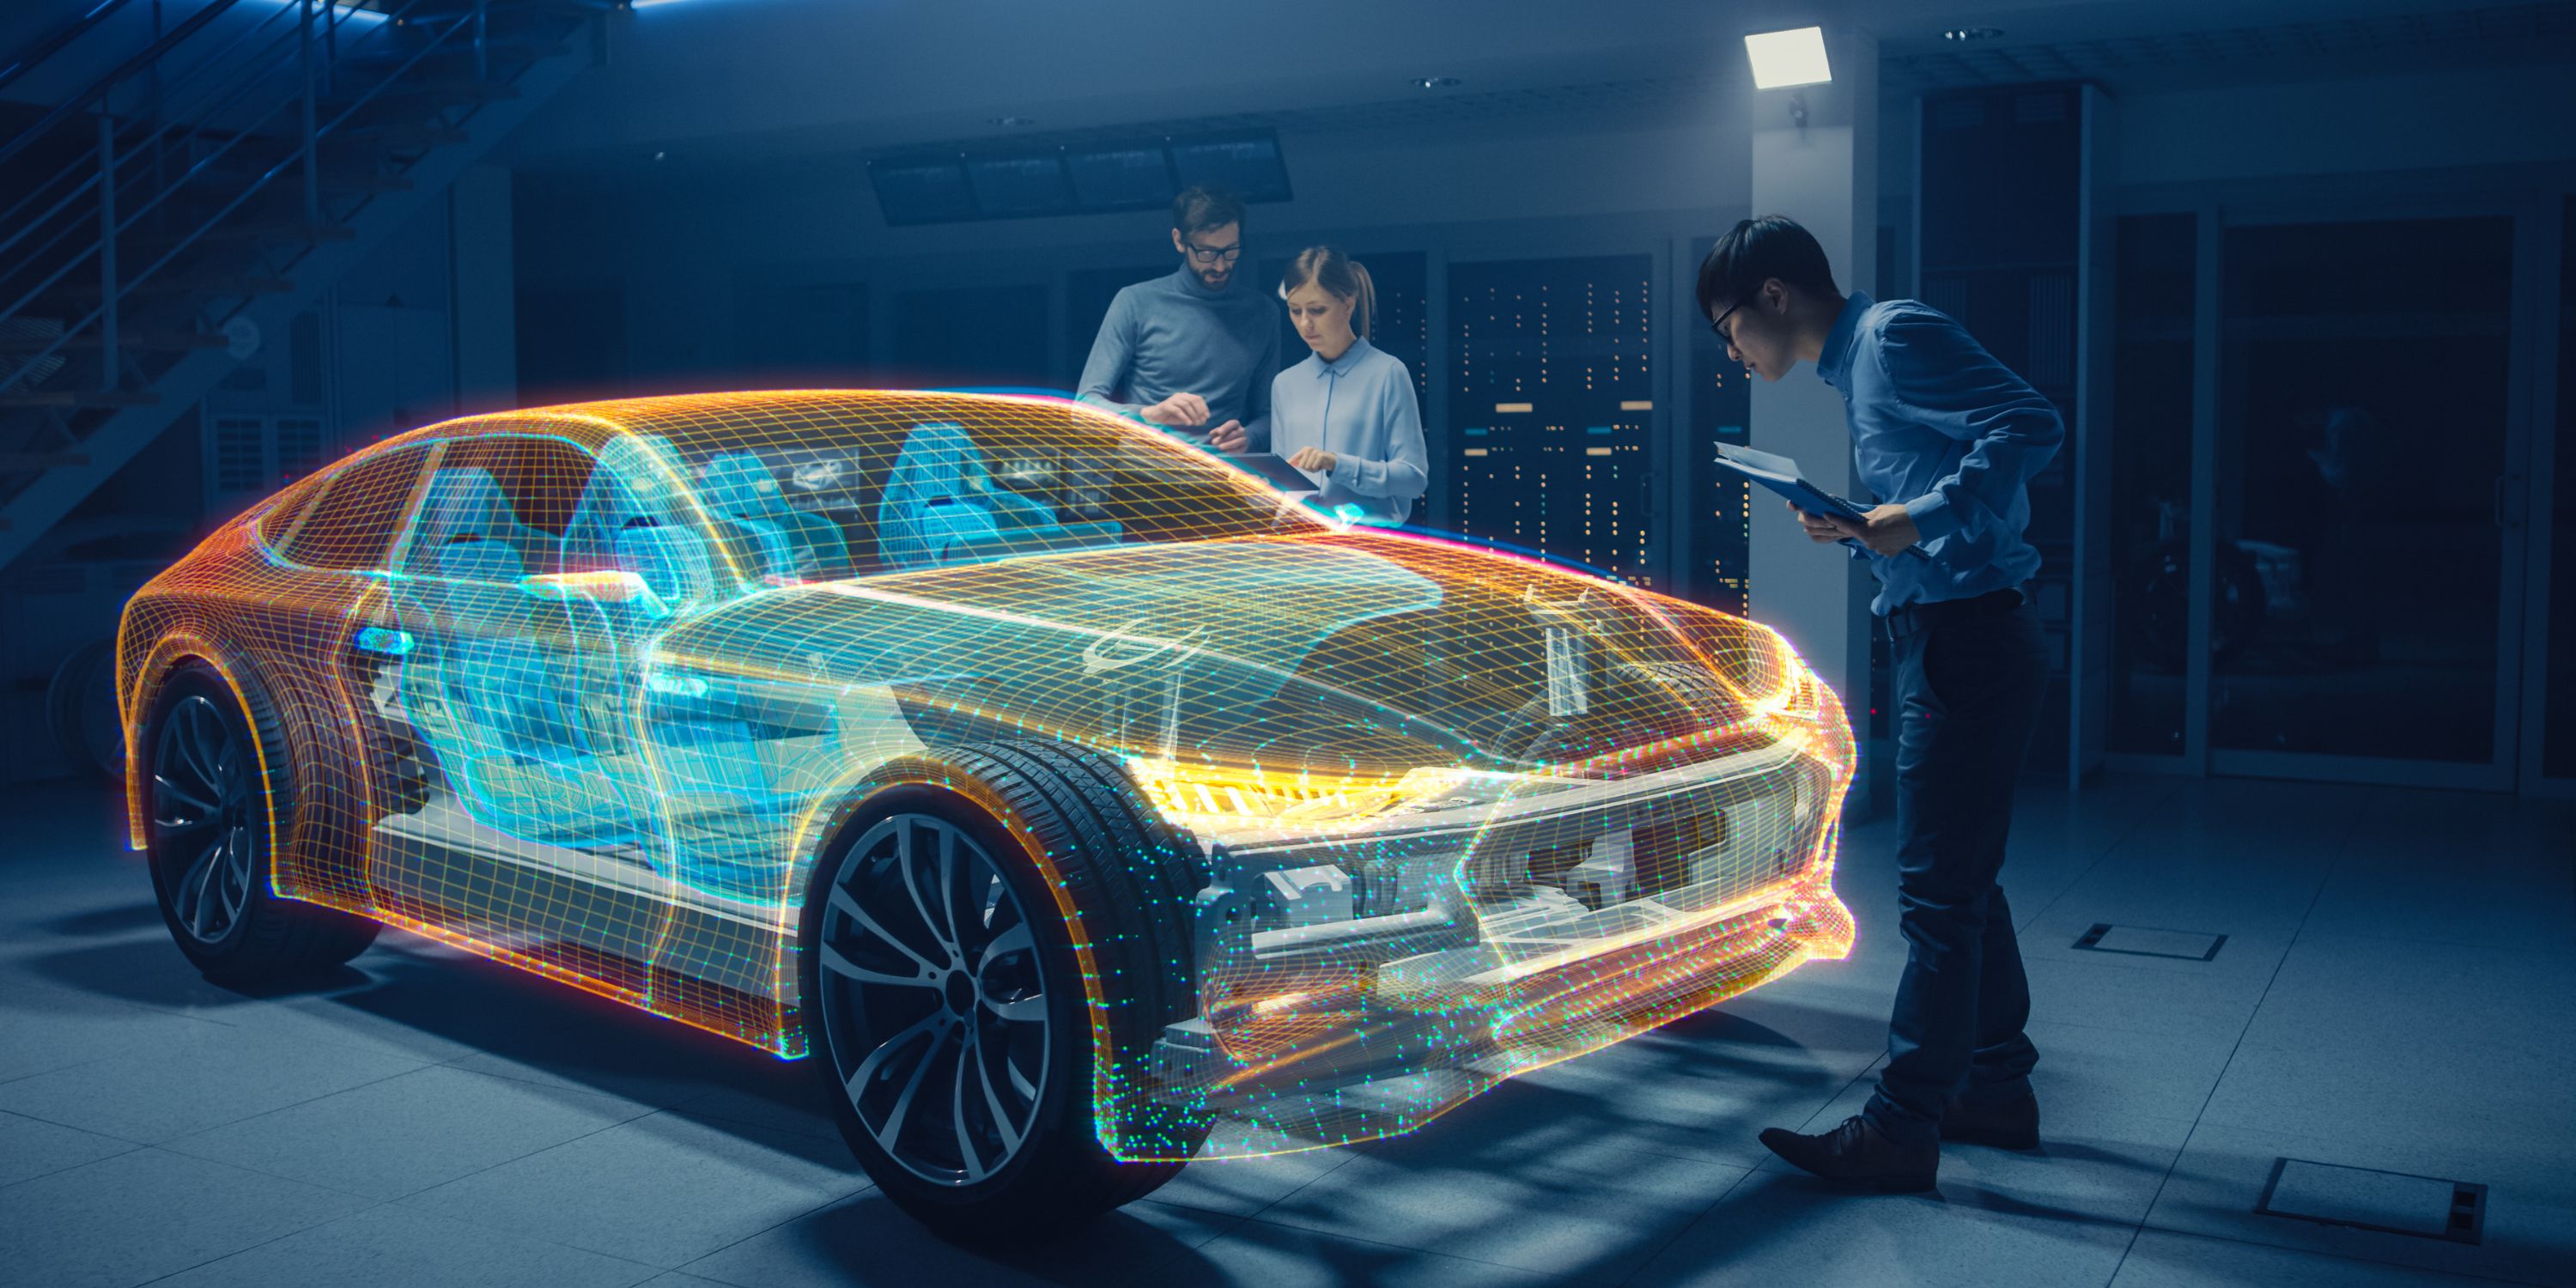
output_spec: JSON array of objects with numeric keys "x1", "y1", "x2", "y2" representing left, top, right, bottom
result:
[{"x1": 1744, "y1": 27, "x2": 1832, "y2": 88}]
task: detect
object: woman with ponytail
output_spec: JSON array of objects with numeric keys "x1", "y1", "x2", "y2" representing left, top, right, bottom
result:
[{"x1": 1255, "y1": 245, "x2": 1428, "y2": 525}]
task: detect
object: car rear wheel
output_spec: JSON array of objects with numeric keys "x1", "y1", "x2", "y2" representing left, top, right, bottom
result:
[
  {"x1": 47, "y1": 637, "x2": 124, "y2": 784},
  {"x1": 143, "y1": 665, "x2": 378, "y2": 982},
  {"x1": 800, "y1": 741, "x2": 1204, "y2": 1240}
]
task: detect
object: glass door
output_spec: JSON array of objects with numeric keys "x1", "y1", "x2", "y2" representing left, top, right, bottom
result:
[{"x1": 2206, "y1": 212, "x2": 2526, "y2": 787}]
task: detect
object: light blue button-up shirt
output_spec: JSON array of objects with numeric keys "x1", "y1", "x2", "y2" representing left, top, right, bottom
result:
[
  {"x1": 1816, "y1": 291, "x2": 2063, "y2": 614},
  {"x1": 1269, "y1": 336, "x2": 1429, "y2": 526}
]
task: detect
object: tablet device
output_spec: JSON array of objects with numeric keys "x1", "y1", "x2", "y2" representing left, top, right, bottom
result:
[
  {"x1": 1218, "y1": 453, "x2": 1322, "y2": 493},
  {"x1": 1714, "y1": 444, "x2": 1930, "y2": 561},
  {"x1": 1714, "y1": 444, "x2": 1868, "y2": 519}
]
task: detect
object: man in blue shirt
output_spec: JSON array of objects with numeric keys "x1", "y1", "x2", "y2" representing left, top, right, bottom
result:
[
  {"x1": 1701, "y1": 216, "x2": 2063, "y2": 1192},
  {"x1": 1078, "y1": 185, "x2": 1282, "y2": 449}
]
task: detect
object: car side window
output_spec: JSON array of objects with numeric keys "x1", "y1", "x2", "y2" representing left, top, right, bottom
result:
[
  {"x1": 251, "y1": 472, "x2": 331, "y2": 554},
  {"x1": 401, "y1": 435, "x2": 598, "y2": 580},
  {"x1": 276, "y1": 445, "x2": 435, "y2": 571}
]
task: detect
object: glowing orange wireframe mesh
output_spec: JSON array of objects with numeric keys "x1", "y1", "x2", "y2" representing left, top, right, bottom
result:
[{"x1": 118, "y1": 390, "x2": 1856, "y2": 1160}]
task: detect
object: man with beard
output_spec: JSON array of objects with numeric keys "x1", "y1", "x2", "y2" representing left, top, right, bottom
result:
[{"x1": 1078, "y1": 185, "x2": 1283, "y2": 452}]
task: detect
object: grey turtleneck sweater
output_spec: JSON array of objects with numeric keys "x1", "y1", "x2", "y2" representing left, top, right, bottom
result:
[{"x1": 1076, "y1": 264, "x2": 1283, "y2": 448}]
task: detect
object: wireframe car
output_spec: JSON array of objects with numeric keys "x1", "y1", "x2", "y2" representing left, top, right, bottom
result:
[{"x1": 119, "y1": 391, "x2": 1857, "y2": 1234}]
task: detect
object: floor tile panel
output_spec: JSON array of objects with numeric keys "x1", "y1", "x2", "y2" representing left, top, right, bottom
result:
[
  {"x1": 2142, "y1": 1121, "x2": 2576, "y2": 1286},
  {"x1": 0, "y1": 1020, "x2": 428, "y2": 1143},
  {"x1": 0, "y1": 1108, "x2": 141, "y2": 1187},
  {"x1": 0, "y1": 975, "x2": 242, "y2": 1084},
  {"x1": 677, "y1": 1191, "x2": 1241, "y2": 1288},
  {"x1": 2020, "y1": 955, "x2": 2269, "y2": 1041},
  {"x1": 1627, "y1": 1167, "x2": 2138, "y2": 1288},
  {"x1": 396, "y1": 1109, "x2": 872, "y2": 1268},
  {"x1": 146, "y1": 1204, "x2": 665, "y2": 1288},
  {"x1": 1182, "y1": 1217, "x2": 1589, "y2": 1288},
  {"x1": 164, "y1": 1064, "x2": 657, "y2": 1200},
  {"x1": 2015, "y1": 1018, "x2": 2241, "y2": 1127},
  {"x1": 1253, "y1": 1127, "x2": 1750, "y2": 1281},
  {"x1": 2016, "y1": 912, "x2": 2301, "y2": 999},
  {"x1": 2111, "y1": 1229, "x2": 2533, "y2": 1288},
  {"x1": 2305, "y1": 795, "x2": 2575, "y2": 952},
  {"x1": 2193, "y1": 1036, "x2": 2564, "y2": 1170},
  {"x1": 0, "y1": 1147, "x2": 372, "y2": 1288},
  {"x1": 2195, "y1": 933, "x2": 2575, "y2": 1158},
  {"x1": 2231, "y1": 931, "x2": 2576, "y2": 1063}
]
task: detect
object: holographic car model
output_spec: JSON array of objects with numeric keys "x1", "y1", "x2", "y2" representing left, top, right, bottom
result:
[{"x1": 119, "y1": 392, "x2": 1856, "y2": 1234}]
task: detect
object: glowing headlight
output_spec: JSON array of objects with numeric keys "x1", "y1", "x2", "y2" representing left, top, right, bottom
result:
[
  {"x1": 1758, "y1": 671, "x2": 1825, "y2": 722},
  {"x1": 1126, "y1": 758, "x2": 1525, "y2": 834}
]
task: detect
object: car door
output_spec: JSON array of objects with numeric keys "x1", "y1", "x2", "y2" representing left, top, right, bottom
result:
[
  {"x1": 262, "y1": 440, "x2": 440, "y2": 907},
  {"x1": 361, "y1": 433, "x2": 729, "y2": 993},
  {"x1": 377, "y1": 433, "x2": 648, "y2": 845}
]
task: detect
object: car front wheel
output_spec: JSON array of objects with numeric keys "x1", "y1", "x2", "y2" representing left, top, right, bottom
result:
[{"x1": 799, "y1": 742, "x2": 1204, "y2": 1239}]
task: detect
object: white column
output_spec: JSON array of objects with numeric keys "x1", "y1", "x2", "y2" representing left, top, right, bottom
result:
[{"x1": 1747, "y1": 27, "x2": 1879, "y2": 806}]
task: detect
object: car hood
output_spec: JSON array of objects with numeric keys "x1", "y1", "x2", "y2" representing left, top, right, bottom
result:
[{"x1": 652, "y1": 532, "x2": 1803, "y2": 774}]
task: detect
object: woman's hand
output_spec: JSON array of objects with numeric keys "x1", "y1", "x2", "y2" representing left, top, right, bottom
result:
[
  {"x1": 1207, "y1": 420, "x2": 1250, "y2": 453},
  {"x1": 1288, "y1": 447, "x2": 1337, "y2": 475}
]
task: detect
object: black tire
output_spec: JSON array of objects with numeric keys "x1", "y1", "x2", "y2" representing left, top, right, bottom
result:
[
  {"x1": 140, "y1": 663, "x2": 379, "y2": 983},
  {"x1": 798, "y1": 740, "x2": 1206, "y2": 1241},
  {"x1": 46, "y1": 638, "x2": 123, "y2": 784}
]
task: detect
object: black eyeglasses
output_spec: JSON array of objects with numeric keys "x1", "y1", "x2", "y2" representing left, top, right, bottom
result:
[
  {"x1": 1185, "y1": 241, "x2": 1244, "y2": 265},
  {"x1": 1708, "y1": 299, "x2": 1747, "y2": 340}
]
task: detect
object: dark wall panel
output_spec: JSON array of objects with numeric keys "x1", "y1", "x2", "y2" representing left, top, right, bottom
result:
[{"x1": 892, "y1": 284, "x2": 1049, "y2": 388}]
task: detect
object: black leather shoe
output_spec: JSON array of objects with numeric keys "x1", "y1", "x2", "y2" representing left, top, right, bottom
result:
[
  {"x1": 1758, "y1": 1115, "x2": 1938, "y2": 1192},
  {"x1": 1940, "y1": 1091, "x2": 2040, "y2": 1151}
]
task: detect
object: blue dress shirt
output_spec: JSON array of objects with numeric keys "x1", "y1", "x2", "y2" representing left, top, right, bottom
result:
[
  {"x1": 1268, "y1": 336, "x2": 1429, "y2": 526},
  {"x1": 1816, "y1": 291, "x2": 2063, "y2": 614}
]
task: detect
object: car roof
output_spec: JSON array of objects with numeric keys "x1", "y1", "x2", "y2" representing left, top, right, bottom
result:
[{"x1": 395, "y1": 390, "x2": 1102, "y2": 465}]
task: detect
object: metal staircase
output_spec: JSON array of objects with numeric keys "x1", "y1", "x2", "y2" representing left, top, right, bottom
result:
[{"x1": 0, "y1": 0, "x2": 613, "y2": 573}]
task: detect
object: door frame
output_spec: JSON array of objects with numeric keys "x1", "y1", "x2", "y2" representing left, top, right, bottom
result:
[{"x1": 2518, "y1": 197, "x2": 2570, "y2": 798}]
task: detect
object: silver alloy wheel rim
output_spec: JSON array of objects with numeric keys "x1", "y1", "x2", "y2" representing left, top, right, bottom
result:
[
  {"x1": 818, "y1": 811, "x2": 1051, "y2": 1187},
  {"x1": 151, "y1": 695, "x2": 255, "y2": 944}
]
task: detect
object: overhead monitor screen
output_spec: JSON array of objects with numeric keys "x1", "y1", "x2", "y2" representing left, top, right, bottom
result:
[
  {"x1": 869, "y1": 155, "x2": 976, "y2": 226},
  {"x1": 1066, "y1": 145, "x2": 1177, "y2": 212},
  {"x1": 1168, "y1": 131, "x2": 1292, "y2": 204},
  {"x1": 964, "y1": 153, "x2": 1074, "y2": 218}
]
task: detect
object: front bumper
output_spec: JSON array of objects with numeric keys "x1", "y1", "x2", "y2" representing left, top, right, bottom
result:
[{"x1": 1135, "y1": 731, "x2": 1854, "y2": 1159}]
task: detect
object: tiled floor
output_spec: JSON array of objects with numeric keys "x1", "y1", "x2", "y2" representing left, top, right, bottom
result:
[{"x1": 3, "y1": 775, "x2": 2569, "y2": 1287}]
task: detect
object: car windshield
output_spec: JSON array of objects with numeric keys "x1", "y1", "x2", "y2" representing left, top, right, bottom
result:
[{"x1": 596, "y1": 392, "x2": 1327, "y2": 581}]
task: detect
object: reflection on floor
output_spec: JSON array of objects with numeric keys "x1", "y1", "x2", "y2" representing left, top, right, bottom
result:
[{"x1": 2, "y1": 776, "x2": 2568, "y2": 1287}]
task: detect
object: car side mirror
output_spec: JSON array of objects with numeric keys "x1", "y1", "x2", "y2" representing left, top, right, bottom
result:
[{"x1": 519, "y1": 570, "x2": 671, "y2": 618}]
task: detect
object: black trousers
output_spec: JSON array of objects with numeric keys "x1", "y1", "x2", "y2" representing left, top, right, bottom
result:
[{"x1": 1861, "y1": 598, "x2": 2050, "y2": 1146}]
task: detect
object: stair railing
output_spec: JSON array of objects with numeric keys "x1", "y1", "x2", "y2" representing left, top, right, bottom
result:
[
  {"x1": 0, "y1": 0, "x2": 145, "y2": 99},
  {"x1": 0, "y1": 0, "x2": 519, "y2": 398}
]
